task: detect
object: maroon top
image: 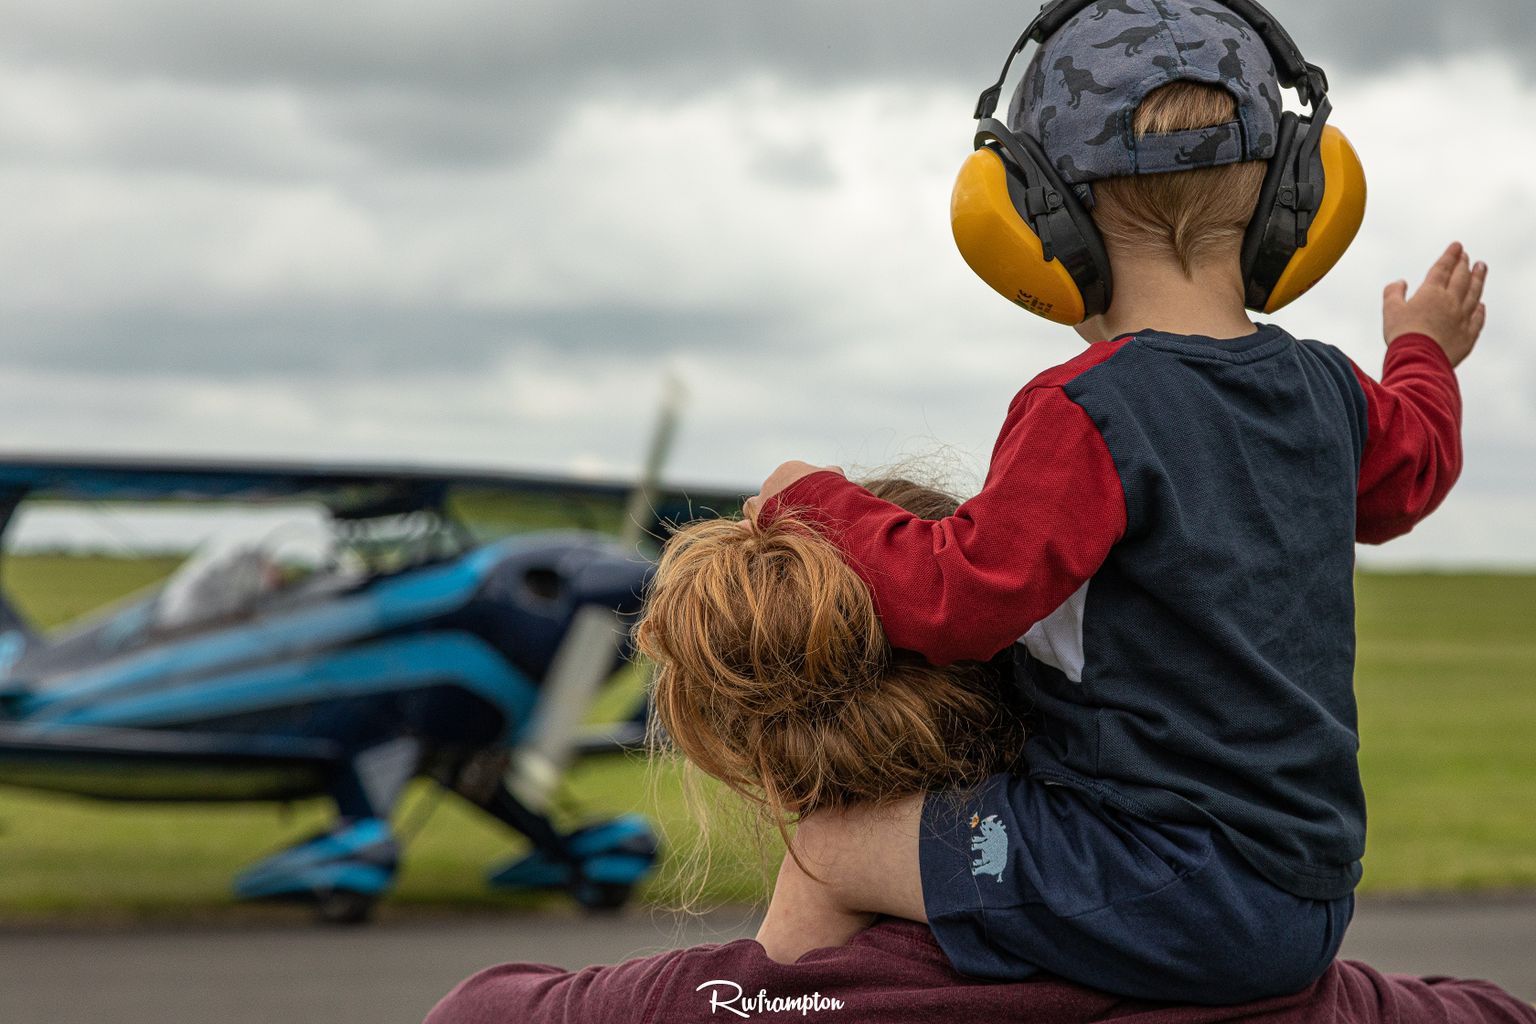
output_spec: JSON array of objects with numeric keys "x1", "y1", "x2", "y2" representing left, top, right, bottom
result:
[{"x1": 424, "y1": 919, "x2": 1534, "y2": 1024}]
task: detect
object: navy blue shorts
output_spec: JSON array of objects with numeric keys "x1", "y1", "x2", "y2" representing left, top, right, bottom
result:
[{"x1": 919, "y1": 773, "x2": 1355, "y2": 1004}]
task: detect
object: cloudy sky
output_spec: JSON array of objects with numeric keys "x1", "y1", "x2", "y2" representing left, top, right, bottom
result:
[{"x1": 0, "y1": 1, "x2": 1531, "y2": 566}]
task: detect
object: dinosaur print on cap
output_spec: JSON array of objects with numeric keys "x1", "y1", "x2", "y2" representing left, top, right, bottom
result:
[{"x1": 1006, "y1": 0, "x2": 1281, "y2": 184}]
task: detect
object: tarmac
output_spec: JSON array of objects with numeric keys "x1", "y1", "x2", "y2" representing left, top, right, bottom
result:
[{"x1": 0, "y1": 896, "x2": 1532, "y2": 1024}]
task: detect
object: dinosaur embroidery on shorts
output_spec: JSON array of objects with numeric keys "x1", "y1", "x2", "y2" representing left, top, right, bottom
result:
[{"x1": 969, "y1": 813, "x2": 1008, "y2": 882}]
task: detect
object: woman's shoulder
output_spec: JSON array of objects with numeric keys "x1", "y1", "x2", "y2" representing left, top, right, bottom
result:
[
  {"x1": 420, "y1": 922, "x2": 957, "y2": 1024},
  {"x1": 423, "y1": 921, "x2": 1536, "y2": 1024}
]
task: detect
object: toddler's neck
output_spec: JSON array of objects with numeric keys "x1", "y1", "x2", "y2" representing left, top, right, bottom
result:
[{"x1": 1077, "y1": 251, "x2": 1257, "y2": 344}]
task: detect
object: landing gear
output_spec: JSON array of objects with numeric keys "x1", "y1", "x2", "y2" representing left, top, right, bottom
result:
[
  {"x1": 480, "y1": 783, "x2": 658, "y2": 911},
  {"x1": 316, "y1": 887, "x2": 380, "y2": 926},
  {"x1": 231, "y1": 739, "x2": 418, "y2": 921},
  {"x1": 232, "y1": 816, "x2": 398, "y2": 924},
  {"x1": 572, "y1": 881, "x2": 638, "y2": 912}
]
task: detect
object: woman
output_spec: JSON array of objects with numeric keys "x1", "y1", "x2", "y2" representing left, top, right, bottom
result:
[{"x1": 640, "y1": 477, "x2": 1026, "y2": 866}]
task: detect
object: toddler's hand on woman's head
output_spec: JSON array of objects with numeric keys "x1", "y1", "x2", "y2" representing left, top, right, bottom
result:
[
  {"x1": 1382, "y1": 241, "x2": 1488, "y2": 368},
  {"x1": 744, "y1": 461, "x2": 843, "y2": 523}
]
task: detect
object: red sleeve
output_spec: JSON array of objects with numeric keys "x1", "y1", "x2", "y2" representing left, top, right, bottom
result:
[
  {"x1": 768, "y1": 382, "x2": 1125, "y2": 666},
  {"x1": 1352, "y1": 333, "x2": 1463, "y2": 545}
]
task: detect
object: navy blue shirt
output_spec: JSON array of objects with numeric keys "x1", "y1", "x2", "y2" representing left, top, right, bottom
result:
[{"x1": 1027, "y1": 326, "x2": 1367, "y2": 898}]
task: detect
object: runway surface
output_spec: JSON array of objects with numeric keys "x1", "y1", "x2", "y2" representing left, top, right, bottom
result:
[{"x1": 1, "y1": 896, "x2": 1532, "y2": 1023}]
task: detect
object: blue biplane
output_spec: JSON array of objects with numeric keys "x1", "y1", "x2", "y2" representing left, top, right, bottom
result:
[{"x1": 0, "y1": 454, "x2": 740, "y2": 922}]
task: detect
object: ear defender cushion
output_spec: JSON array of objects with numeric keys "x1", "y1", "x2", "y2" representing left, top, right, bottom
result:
[
  {"x1": 1264, "y1": 125, "x2": 1366, "y2": 312},
  {"x1": 951, "y1": 130, "x2": 1111, "y2": 326},
  {"x1": 1242, "y1": 117, "x2": 1367, "y2": 313}
]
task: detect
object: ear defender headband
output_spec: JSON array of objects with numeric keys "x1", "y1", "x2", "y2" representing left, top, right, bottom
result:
[{"x1": 952, "y1": 0, "x2": 1367, "y2": 325}]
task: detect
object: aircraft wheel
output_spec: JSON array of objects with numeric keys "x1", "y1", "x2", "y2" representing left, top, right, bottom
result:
[
  {"x1": 573, "y1": 881, "x2": 634, "y2": 913},
  {"x1": 315, "y1": 889, "x2": 379, "y2": 926}
]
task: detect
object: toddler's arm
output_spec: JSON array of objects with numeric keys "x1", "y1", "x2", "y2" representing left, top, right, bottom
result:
[
  {"x1": 759, "y1": 358, "x2": 1127, "y2": 666},
  {"x1": 1354, "y1": 242, "x2": 1487, "y2": 543}
]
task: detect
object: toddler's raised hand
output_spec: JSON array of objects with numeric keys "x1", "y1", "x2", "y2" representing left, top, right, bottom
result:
[{"x1": 1382, "y1": 241, "x2": 1487, "y2": 368}]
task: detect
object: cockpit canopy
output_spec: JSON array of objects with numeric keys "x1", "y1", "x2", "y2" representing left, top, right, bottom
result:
[
  {"x1": 151, "y1": 510, "x2": 473, "y2": 632},
  {"x1": 153, "y1": 518, "x2": 345, "y2": 632}
]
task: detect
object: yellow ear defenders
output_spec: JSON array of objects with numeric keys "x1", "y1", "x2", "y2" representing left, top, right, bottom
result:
[
  {"x1": 953, "y1": 118, "x2": 1111, "y2": 325},
  {"x1": 1241, "y1": 94, "x2": 1367, "y2": 313},
  {"x1": 953, "y1": 0, "x2": 1367, "y2": 325}
]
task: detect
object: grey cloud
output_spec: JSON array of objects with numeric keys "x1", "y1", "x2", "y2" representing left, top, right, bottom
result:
[
  {"x1": 5, "y1": 112, "x2": 356, "y2": 184},
  {"x1": 749, "y1": 138, "x2": 839, "y2": 190},
  {"x1": 0, "y1": 302, "x2": 787, "y2": 376},
  {"x1": 0, "y1": 83, "x2": 550, "y2": 179},
  {"x1": 307, "y1": 88, "x2": 557, "y2": 169},
  {"x1": 0, "y1": 1, "x2": 1528, "y2": 96},
  {"x1": 1461, "y1": 439, "x2": 1536, "y2": 497},
  {"x1": 0, "y1": 1, "x2": 1525, "y2": 175}
]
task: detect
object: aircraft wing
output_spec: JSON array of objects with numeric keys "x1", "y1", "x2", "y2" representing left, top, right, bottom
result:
[
  {"x1": 0, "y1": 453, "x2": 746, "y2": 525},
  {"x1": 0, "y1": 723, "x2": 341, "y2": 802}
]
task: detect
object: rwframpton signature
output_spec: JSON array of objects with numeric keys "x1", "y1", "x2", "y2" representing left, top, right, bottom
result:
[{"x1": 695, "y1": 979, "x2": 846, "y2": 1018}]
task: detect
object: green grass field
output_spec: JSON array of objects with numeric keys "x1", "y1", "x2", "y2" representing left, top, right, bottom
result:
[{"x1": 0, "y1": 556, "x2": 1532, "y2": 921}]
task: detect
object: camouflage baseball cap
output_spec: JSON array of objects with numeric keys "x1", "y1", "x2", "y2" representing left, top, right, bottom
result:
[{"x1": 1008, "y1": 0, "x2": 1282, "y2": 188}]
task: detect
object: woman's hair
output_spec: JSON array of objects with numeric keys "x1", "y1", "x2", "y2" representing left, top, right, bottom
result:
[
  {"x1": 636, "y1": 478, "x2": 1024, "y2": 837},
  {"x1": 1091, "y1": 81, "x2": 1269, "y2": 275}
]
